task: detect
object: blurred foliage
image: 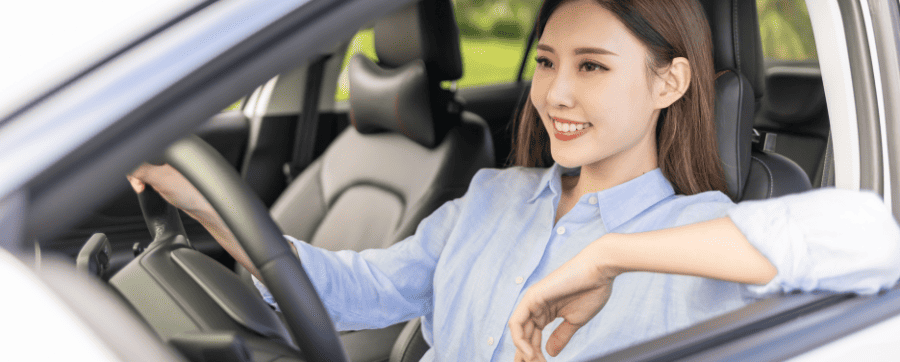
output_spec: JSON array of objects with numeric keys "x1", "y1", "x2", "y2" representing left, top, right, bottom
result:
[
  {"x1": 454, "y1": 0, "x2": 537, "y2": 40},
  {"x1": 757, "y1": 0, "x2": 817, "y2": 61},
  {"x1": 223, "y1": 99, "x2": 242, "y2": 111}
]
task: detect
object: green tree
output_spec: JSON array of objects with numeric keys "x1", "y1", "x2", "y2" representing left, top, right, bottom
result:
[
  {"x1": 757, "y1": 0, "x2": 817, "y2": 61},
  {"x1": 454, "y1": 0, "x2": 536, "y2": 39}
]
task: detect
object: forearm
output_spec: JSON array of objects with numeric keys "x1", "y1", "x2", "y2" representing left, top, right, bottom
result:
[
  {"x1": 188, "y1": 206, "x2": 263, "y2": 281},
  {"x1": 596, "y1": 217, "x2": 777, "y2": 285}
]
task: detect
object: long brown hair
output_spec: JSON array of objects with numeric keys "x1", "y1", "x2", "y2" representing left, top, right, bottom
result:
[{"x1": 510, "y1": 0, "x2": 726, "y2": 196}]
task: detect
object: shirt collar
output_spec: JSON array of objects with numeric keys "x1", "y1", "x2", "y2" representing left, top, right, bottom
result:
[
  {"x1": 528, "y1": 163, "x2": 676, "y2": 231},
  {"x1": 528, "y1": 163, "x2": 575, "y2": 203}
]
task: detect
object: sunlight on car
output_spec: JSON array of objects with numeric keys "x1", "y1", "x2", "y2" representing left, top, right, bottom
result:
[{"x1": 0, "y1": 0, "x2": 200, "y2": 120}]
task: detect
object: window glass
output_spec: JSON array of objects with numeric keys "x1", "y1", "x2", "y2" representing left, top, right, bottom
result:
[
  {"x1": 335, "y1": 29, "x2": 377, "y2": 102},
  {"x1": 334, "y1": 0, "x2": 540, "y2": 102},
  {"x1": 453, "y1": 0, "x2": 539, "y2": 87},
  {"x1": 757, "y1": 0, "x2": 818, "y2": 61},
  {"x1": 222, "y1": 99, "x2": 243, "y2": 112}
]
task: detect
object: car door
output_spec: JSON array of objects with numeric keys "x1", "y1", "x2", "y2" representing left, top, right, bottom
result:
[{"x1": 593, "y1": 0, "x2": 900, "y2": 360}]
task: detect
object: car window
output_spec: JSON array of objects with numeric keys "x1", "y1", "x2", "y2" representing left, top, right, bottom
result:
[
  {"x1": 757, "y1": 0, "x2": 818, "y2": 62},
  {"x1": 222, "y1": 98, "x2": 244, "y2": 112},
  {"x1": 334, "y1": 0, "x2": 541, "y2": 102},
  {"x1": 334, "y1": 29, "x2": 378, "y2": 102}
]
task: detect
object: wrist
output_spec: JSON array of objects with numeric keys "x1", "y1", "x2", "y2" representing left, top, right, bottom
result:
[{"x1": 590, "y1": 233, "x2": 626, "y2": 280}]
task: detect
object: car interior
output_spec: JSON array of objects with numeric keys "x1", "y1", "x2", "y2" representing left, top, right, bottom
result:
[{"x1": 39, "y1": 0, "x2": 840, "y2": 361}]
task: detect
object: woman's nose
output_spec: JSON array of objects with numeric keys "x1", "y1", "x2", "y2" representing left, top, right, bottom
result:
[{"x1": 546, "y1": 71, "x2": 575, "y2": 109}]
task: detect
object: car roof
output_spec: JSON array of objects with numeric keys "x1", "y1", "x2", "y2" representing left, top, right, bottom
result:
[{"x1": 0, "y1": 0, "x2": 201, "y2": 120}]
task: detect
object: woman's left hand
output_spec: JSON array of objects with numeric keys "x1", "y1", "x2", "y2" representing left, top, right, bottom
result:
[{"x1": 508, "y1": 239, "x2": 619, "y2": 362}]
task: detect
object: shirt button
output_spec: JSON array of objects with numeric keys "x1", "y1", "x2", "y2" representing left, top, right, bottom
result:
[
  {"x1": 487, "y1": 337, "x2": 494, "y2": 346},
  {"x1": 515, "y1": 276, "x2": 524, "y2": 284},
  {"x1": 589, "y1": 196, "x2": 598, "y2": 205},
  {"x1": 556, "y1": 226, "x2": 566, "y2": 235}
]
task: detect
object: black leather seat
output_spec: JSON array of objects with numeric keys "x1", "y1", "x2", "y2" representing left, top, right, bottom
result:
[
  {"x1": 266, "y1": 1, "x2": 494, "y2": 360},
  {"x1": 700, "y1": 0, "x2": 812, "y2": 200}
]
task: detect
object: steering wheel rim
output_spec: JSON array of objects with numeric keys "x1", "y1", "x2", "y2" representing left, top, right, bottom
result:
[{"x1": 163, "y1": 135, "x2": 348, "y2": 362}]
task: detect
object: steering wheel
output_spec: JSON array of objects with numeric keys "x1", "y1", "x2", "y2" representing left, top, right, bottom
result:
[{"x1": 145, "y1": 135, "x2": 348, "y2": 362}]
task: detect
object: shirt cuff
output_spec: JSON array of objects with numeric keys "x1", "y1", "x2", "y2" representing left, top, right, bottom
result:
[
  {"x1": 727, "y1": 188, "x2": 900, "y2": 298},
  {"x1": 251, "y1": 236, "x2": 307, "y2": 311}
]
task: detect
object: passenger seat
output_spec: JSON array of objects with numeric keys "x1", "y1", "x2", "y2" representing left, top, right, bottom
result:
[{"x1": 267, "y1": 1, "x2": 494, "y2": 360}]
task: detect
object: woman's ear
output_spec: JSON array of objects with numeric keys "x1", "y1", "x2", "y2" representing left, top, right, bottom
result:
[{"x1": 653, "y1": 57, "x2": 691, "y2": 109}]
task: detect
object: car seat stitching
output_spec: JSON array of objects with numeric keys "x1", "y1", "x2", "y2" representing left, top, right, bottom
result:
[
  {"x1": 733, "y1": 70, "x2": 744, "y2": 195},
  {"x1": 349, "y1": 107, "x2": 358, "y2": 130},
  {"x1": 751, "y1": 155, "x2": 774, "y2": 198},
  {"x1": 395, "y1": 92, "x2": 415, "y2": 141},
  {"x1": 732, "y1": 0, "x2": 741, "y2": 72}
]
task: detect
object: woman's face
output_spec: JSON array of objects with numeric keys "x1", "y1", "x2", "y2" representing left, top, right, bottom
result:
[{"x1": 531, "y1": 0, "x2": 666, "y2": 171}]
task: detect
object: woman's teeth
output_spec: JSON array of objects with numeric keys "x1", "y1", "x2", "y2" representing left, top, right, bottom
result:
[{"x1": 554, "y1": 121, "x2": 591, "y2": 133}]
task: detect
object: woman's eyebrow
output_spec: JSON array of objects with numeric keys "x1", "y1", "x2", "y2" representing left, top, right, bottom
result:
[
  {"x1": 574, "y1": 47, "x2": 618, "y2": 56},
  {"x1": 535, "y1": 44, "x2": 618, "y2": 56}
]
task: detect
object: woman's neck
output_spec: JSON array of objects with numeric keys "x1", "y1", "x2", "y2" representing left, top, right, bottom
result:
[{"x1": 562, "y1": 147, "x2": 659, "y2": 200}]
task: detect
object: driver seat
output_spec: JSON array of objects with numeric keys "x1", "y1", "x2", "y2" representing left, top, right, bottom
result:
[{"x1": 266, "y1": 0, "x2": 494, "y2": 360}]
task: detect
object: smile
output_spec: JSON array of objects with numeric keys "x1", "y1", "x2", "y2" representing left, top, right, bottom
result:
[{"x1": 551, "y1": 117, "x2": 592, "y2": 141}]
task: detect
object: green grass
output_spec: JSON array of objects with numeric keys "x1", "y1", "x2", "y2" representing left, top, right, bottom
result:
[{"x1": 334, "y1": 31, "x2": 530, "y2": 101}]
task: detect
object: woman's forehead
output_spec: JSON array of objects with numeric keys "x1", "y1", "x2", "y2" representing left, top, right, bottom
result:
[{"x1": 540, "y1": 0, "x2": 641, "y2": 56}]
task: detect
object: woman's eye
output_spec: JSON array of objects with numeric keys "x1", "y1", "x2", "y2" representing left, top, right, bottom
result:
[
  {"x1": 580, "y1": 62, "x2": 608, "y2": 72},
  {"x1": 535, "y1": 56, "x2": 553, "y2": 69}
]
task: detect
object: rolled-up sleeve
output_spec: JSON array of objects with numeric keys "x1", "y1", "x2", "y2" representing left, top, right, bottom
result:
[
  {"x1": 254, "y1": 198, "x2": 461, "y2": 331},
  {"x1": 727, "y1": 188, "x2": 900, "y2": 297}
]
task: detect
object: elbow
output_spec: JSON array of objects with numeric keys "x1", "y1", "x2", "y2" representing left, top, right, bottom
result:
[
  {"x1": 750, "y1": 262, "x2": 778, "y2": 286},
  {"x1": 761, "y1": 263, "x2": 778, "y2": 285}
]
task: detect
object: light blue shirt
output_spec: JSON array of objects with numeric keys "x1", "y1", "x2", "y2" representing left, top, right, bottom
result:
[{"x1": 256, "y1": 164, "x2": 900, "y2": 361}]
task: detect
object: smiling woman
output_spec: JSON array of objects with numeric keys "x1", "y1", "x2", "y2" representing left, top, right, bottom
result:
[{"x1": 514, "y1": 0, "x2": 724, "y2": 197}]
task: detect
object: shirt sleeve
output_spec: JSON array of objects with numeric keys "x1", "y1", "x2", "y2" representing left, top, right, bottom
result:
[
  {"x1": 253, "y1": 197, "x2": 462, "y2": 331},
  {"x1": 726, "y1": 188, "x2": 900, "y2": 297}
]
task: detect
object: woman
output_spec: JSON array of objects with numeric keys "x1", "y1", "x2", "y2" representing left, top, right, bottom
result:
[{"x1": 128, "y1": 0, "x2": 900, "y2": 360}]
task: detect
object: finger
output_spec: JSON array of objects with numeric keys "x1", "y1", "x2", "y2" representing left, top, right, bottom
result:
[
  {"x1": 530, "y1": 325, "x2": 545, "y2": 362},
  {"x1": 546, "y1": 320, "x2": 581, "y2": 357},
  {"x1": 509, "y1": 303, "x2": 535, "y2": 359},
  {"x1": 510, "y1": 321, "x2": 535, "y2": 359},
  {"x1": 126, "y1": 175, "x2": 145, "y2": 193}
]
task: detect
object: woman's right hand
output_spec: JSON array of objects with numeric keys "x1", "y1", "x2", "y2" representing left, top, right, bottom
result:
[
  {"x1": 128, "y1": 163, "x2": 264, "y2": 280},
  {"x1": 127, "y1": 163, "x2": 214, "y2": 219}
]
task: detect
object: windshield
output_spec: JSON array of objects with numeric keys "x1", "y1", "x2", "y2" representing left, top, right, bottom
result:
[{"x1": 0, "y1": 0, "x2": 204, "y2": 119}]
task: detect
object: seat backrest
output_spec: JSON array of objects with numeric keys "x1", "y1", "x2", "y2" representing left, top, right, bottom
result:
[
  {"x1": 700, "y1": 0, "x2": 812, "y2": 201},
  {"x1": 270, "y1": 0, "x2": 494, "y2": 252}
]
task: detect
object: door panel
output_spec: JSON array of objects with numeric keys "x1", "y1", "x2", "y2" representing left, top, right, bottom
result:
[{"x1": 754, "y1": 66, "x2": 830, "y2": 186}]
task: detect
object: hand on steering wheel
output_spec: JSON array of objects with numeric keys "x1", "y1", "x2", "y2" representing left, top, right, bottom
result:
[{"x1": 131, "y1": 136, "x2": 348, "y2": 362}]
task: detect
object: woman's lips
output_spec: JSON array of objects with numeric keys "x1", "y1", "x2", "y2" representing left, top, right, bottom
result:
[{"x1": 551, "y1": 117, "x2": 592, "y2": 141}]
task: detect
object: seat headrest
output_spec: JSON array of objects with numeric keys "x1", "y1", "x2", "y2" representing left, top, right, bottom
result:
[
  {"x1": 373, "y1": 0, "x2": 463, "y2": 81},
  {"x1": 699, "y1": 0, "x2": 765, "y2": 100},
  {"x1": 348, "y1": 55, "x2": 447, "y2": 148}
]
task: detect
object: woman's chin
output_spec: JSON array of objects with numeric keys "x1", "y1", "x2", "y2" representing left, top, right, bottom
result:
[{"x1": 549, "y1": 151, "x2": 587, "y2": 169}]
